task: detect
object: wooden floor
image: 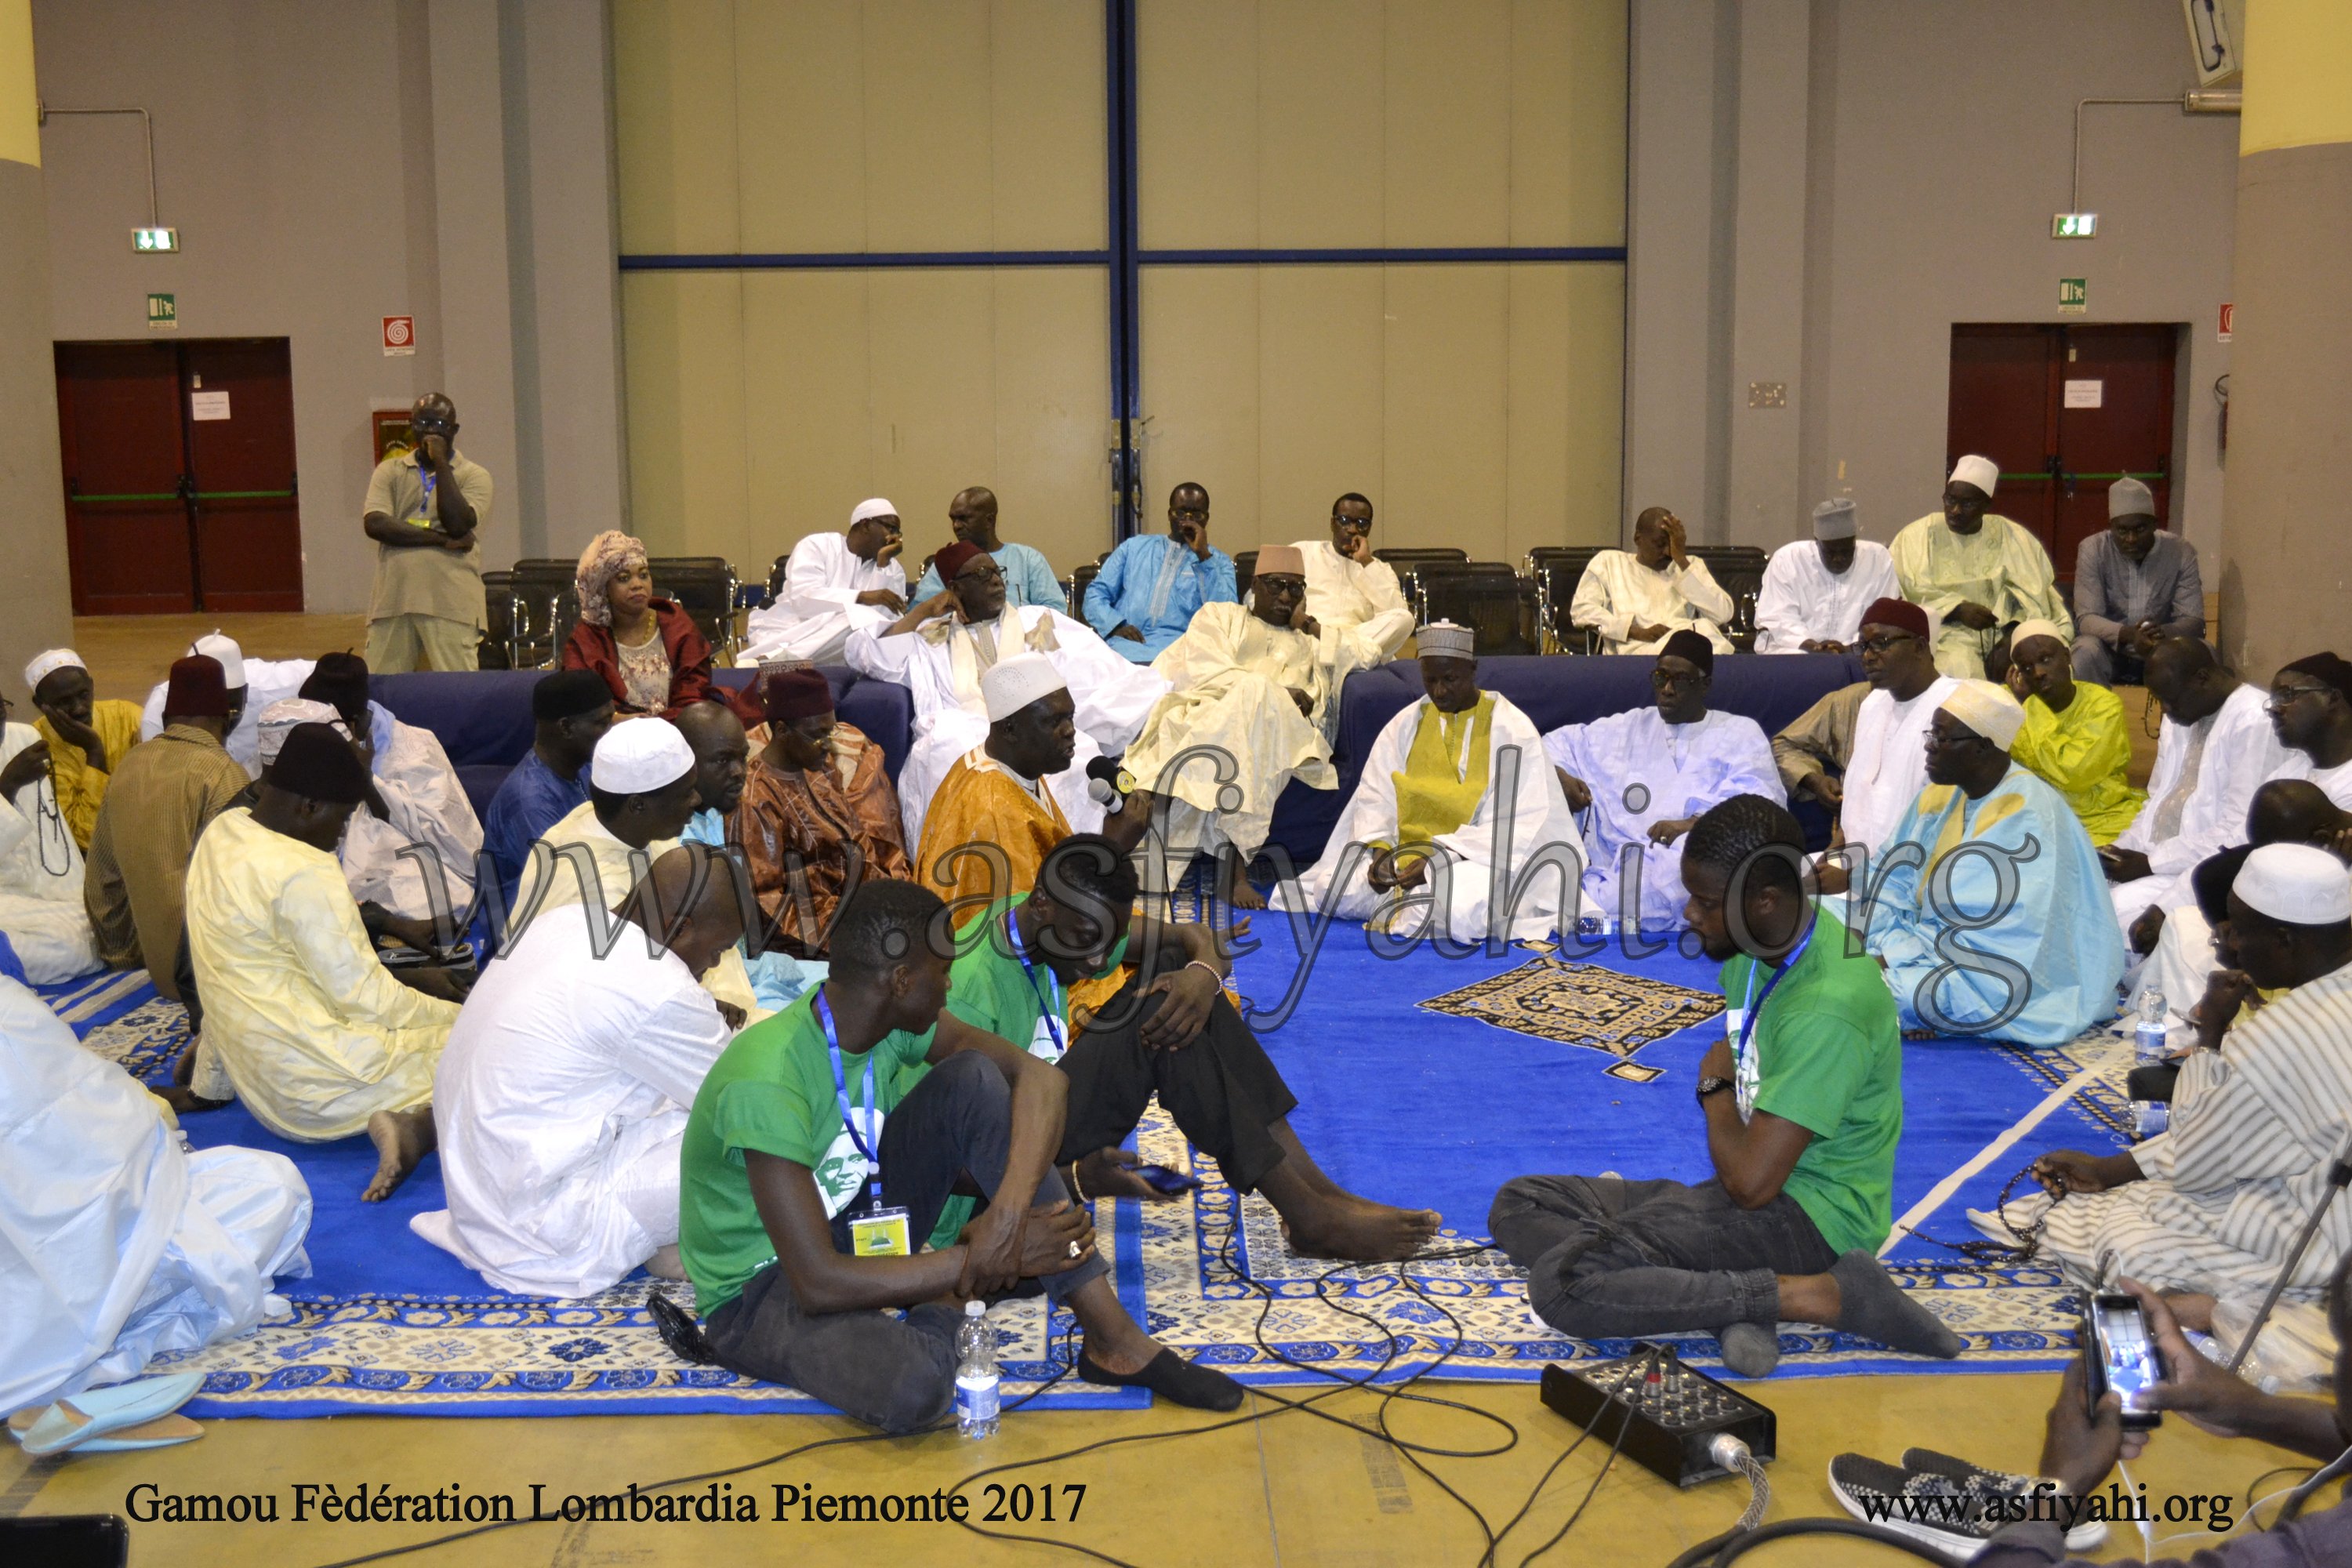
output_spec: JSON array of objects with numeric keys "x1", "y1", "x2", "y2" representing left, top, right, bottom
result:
[{"x1": 69, "y1": 612, "x2": 368, "y2": 703}]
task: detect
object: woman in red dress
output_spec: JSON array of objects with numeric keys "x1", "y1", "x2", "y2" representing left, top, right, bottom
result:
[{"x1": 561, "y1": 532, "x2": 757, "y2": 723}]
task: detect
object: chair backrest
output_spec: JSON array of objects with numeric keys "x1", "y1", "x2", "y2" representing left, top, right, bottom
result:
[
  {"x1": 764, "y1": 553, "x2": 791, "y2": 608},
  {"x1": 1418, "y1": 563, "x2": 1537, "y2": 655},
  {"x1": 650, "y1": 557, "x2": 742, "y2": 655},
  {"x1": 1233, "y1": 549, "x2": 1258, "y2": 602},
  {"x1": 1523, "y1": 545, "x2": 1610, "y2": 652},
  {"x1": 1686, "y1": 545, "x2": 1770, "y2": 640},
  {"x1": 477, "y1": 570, "x2": 514, "y2": 670},
  {"x1": 1067, "y1": 562, "x2": 1102, "y2": 619},
  {"x1": 503, "y1": 559, "x2": 579, "y2": 670}
]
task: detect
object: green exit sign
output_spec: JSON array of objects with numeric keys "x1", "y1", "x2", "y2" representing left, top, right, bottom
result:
[
  {"x1": 2051, "y1": 212, "x2": 2098, "y2": 238},
  {"x1": 147, "y1": 293, "x2": 177, "y2": 331},
  {"x1": 2059, "y1": 278, "x2": 2088, "y2": 315},
  {"x1": 132, "y1": 227, "x2": 179, "y2": 252}
]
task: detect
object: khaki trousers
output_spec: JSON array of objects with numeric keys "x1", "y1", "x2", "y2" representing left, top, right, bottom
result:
[{"x1": 365, "y1": 613, "x2": 479, "y2": 673}]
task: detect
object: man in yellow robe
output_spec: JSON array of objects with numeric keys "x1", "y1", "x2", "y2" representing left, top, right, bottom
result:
[
  {"x1": 1121, "y1": 546, "x2": 1367, "y2": 907},
  {"x1": 915, "y1": 655, "x2": 1115, "y2": 919},
  {"x1": 1890, "y1": 456, "x2": 2071, "y2": 678},
  {"x1": 2005, "y1": 617, "x2": 2144, "y2": 846},
  {"x1": 23, "y1": 649, "x2": 144, "y2": 852},
  {"x1": 184, "y1": 724, "x2": 461, "y2": 1201}
]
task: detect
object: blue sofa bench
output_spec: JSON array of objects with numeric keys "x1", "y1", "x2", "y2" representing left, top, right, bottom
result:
[
  {"x1": 1261, "y1": 652, "x2": 1866, "y2": 863},
  {"x1": 368, "y1": 667, "x2": 916, "y2": 822},
  {"x1": 372, "y1": 654, "x2": 1861, "y2": 862}
]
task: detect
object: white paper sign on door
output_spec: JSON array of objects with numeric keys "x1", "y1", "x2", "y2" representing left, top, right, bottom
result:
[
  {"x1": 191, "y1": 390, "x2": 232, "y2": 420},
  {"x1": 2063, "y1": 379, "x2": 2103, "y2": 408}
]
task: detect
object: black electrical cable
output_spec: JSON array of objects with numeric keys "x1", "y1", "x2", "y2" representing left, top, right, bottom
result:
[
  {"x1": 1513, "y1": 1357, "x2": 1639, "y2": 1568},
  {"x1": 1676, "y1": 1515, "x2": 1974, "y2": 1566}
]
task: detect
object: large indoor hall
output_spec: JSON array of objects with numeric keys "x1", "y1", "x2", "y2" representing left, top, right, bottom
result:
[{"x1": 5, "y1": 2, "x2": 2351, "y2": 1565}]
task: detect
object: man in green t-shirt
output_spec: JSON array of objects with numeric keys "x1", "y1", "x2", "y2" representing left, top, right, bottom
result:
[
  {"x1": 672, "y1": 879, "x2": 1243, "y2": 1432},
  {"x1": 952, "y1": 834, "x2": 1440, "y2": 1262},
  {"x1": 1489, "y1": 795, "x2": 1964, "y2": 1377}
]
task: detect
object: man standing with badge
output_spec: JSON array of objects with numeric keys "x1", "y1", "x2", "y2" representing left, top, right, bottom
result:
[
  {"x1": 1488, "y1": 795, "x2": 1961, "y2": 1378},
  {"x1": 364, "y1": 393, "x2": 493, "y2": 673}
]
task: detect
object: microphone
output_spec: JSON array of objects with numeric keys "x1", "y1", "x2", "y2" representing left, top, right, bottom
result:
[{"x1": 1086, "y1": 755, "x2": 1133, "y2": 808}]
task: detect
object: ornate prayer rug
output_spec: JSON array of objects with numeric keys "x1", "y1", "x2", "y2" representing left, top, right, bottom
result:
[{"x1": 1414, "y1": 956, "x2": 1726, "y2": 1058}]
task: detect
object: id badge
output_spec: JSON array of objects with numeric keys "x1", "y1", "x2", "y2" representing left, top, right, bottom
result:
[
  {"x1": 1028, "y1": 1014, "x2": 1065, "y2": 1064},
  {"x1": 848, "y1": 1205, "x2": 913, "y2": 1258},
  {"x1": 1723, "y1": 1007, "x2": 1746, "y2": 1043}
]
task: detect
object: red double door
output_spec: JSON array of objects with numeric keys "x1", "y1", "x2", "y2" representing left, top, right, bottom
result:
[
  {"x1": 56, "y1": 338, "x2": 304, "y2": 614},
  {"x1": 1946, "y1": 323, "x2": 2179, "y2": 593}
]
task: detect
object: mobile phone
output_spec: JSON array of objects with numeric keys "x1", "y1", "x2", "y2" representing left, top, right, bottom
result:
[
  {"x1": 1134, "y1": 1163, "x2": 1202, "y2": 1196},
  {"x1": 2082, "y1": 1292, "x2": 2165, "y2": 1431}
]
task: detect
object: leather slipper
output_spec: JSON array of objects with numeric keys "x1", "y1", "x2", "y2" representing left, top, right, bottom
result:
[{"x1": 19, "y1": 1372, "x2": 207, "y2": 1457}]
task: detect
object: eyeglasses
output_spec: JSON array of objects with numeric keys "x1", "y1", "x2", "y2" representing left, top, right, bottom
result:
[
  {"x1": 955, "y1": 564, "x2": 1005, "y2": 585},
  {"x1": 2269, "y1": 681, "x2": 2332, "y2": 711},
  {"x1": 1859, "y1": 632, "x2": 1917, "y2": 655},
  {"x1": 1650, "y1": 669, "x2": 1703, "y2": 689},
  {"x1": 1171, "y1": 509, "x2": 1207, "y2": 523}
]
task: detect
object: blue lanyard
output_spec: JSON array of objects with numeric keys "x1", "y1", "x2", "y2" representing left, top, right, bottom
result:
[
  {"x1": 816, "y1": 992, "x2": 883, "y2": 1205},
  {"x1": 1733, "y1": 920, "x2": 1816, "y2": 1069},
  {"x1": 1007, "y1": 906, "x2": 1065, "y2": 1056}
]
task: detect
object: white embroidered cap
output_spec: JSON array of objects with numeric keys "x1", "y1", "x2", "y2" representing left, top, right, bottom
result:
[
  {"x1": 23, "y1": 648, "x2": 83, "y2": 691},
  {"x1": 590, "y1": 717, "x2": 697, "y2": 793},
  {"x1": 982, "y1": 654, "x2": 1068, "y2": 723},
  {"x1": 849, "y1": 498, "x2": 899, "y2": 527},
  {"x1": 1948, "y1": 455, "x2": 1999, "y2": 499},
  {"x1": 2236, "y1": 843, "x2": 2352, "y2": 927},
  {"x1": 1937, "y1": 679, "x2": 2027, "y2": 751}
]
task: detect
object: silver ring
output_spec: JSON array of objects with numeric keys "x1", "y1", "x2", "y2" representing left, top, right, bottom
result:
[{"x1": 1066, "y1": 1240, "x2": 1082, "y2": 1258}]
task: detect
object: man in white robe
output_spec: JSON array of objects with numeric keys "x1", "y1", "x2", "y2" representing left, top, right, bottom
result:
[
  {"x1": 1752, "y1": 499, "x2": 1901, "y2": 655},
  {"x1": 2267, "y1": 653, "x2": 2352, "y2": 808},
  {"x1": 1544, "y1": 631, "x2": 1780, "y2": 929},
  {"x1": 1285, "y1": 625, "x2": 1586, "y2": 944},
  {"x1": 0, "y1": 974, "x2": 312, "y2": 1415},
  {"x1": 739, "y1": 499, "x2": 908, "y2": 666},
  {"x1": 2102, "y1": 638, "x2": 2288, "y2": 934},
  {"x1": 847, "y1": 539, "x2": 1165, "y2": 848},
  {"x1": 1289, "y1": 492, "x2": 1414, "y2": 660},
  {"x1": 1121, "y1": 546, "x2": 1367, "y2": 902},
  {"x1": 1810, "y1": 598, "x2": 1960, "y2": 879},
  {"x1": 0, "y1": 714, "x2": 101, "y2": 982},
  {"x1": 414, "y1": 847, "x2": 740, "y2": 1298},
  {"x1": 296, "y1": 654, "x2": 484, "y2": 923},
  {"x1": 138, "y1": 633, "x2": 314, "y2": 777},
  {"x1": 1570, "y1": 507, "x2": 1736, "y2": 656}
]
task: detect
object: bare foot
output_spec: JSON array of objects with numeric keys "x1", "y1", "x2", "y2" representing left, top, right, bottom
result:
[
  {"x1": 644, "y1": 1243, "x2": 686, "y2": 1281},
  {"x1": 362, "y1": 1105, "x2": 437, "y2": 1202},
  {"x1": 1281, "y1": 1196, "x2": 1443, "y2": 1263},
  {"x1": 1226, "y1": 878, "x2": 1269, "y2": 911}
]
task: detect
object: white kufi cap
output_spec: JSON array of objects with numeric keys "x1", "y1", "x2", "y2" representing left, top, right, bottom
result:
[
  {"x1": 2009, "y1": 619, "x2": 2067, "y2": 655},
  {"x1": 1417, "y1": 621, "x2": 1475, "y2": 659},
  {"x1": 2236, "y1": 843, "x2": 2352, "y2": 927},
  {"x1": 1937, "y1": 679, "x2": 2027, "y2": 751},
  {"x1": 1948, "y1": 455, "x2": 1999, "y2": 498},
  {"x1": 981, "y1": 654, "x2": 1068, "y2": 723},
  {"x1": 1811, "y1": 499, "x2": 1858, "y2": 540},
  {"x1": 849, "y1": 497, "x2": 899, "y2": 527},
  {"x1": 23, "y1": 648, "x2": 83, "y2": 690},
  {"x1": 191, "y1": 631, "x2": 246, "y2": 689},
  {"x1": 590, "y1": 717, "x2": 697, "y2": 793}
]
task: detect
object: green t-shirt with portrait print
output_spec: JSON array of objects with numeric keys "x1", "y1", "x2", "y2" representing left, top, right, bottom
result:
[
  {"x1": 1714, "y1": 906, "x2": 1903, "y2": 1256},
  {"x1": 677, "y1": 986, "x2": 967, "y2": 1316}
]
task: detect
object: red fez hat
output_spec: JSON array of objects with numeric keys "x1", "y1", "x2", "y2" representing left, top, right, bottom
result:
[
  {"x1": 761, "y1": 668, "x2": 835, "y2": 722},
  {"x1": 932, "y1": 541, "x2": 988, "y2": 584},
  {"x1": 163, "y1": 655, "x2": 230, "y2": 718},
  {"x1": 1860, "y1": 597, "x2": 1930, "y2": 642}
]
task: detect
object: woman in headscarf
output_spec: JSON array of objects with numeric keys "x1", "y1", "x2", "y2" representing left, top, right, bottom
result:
[{"x1": 561, "y1": 532, "x2": 749, "y2": 721}]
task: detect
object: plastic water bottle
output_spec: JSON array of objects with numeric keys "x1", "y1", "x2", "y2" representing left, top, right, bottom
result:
[
  {"x1": 2132, "y1": 987, "x2": 2170, "y2": 1139},
  {"x1": 954, "y1": 1300, "x2": 1000, "y2": 1439}
]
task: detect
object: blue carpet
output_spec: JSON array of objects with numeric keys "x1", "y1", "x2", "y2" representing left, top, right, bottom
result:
[
  {"x1": 1119, "y1": 911, "x2": 2127, "y2": 1385},
  {"x1": 44, "y1": 910, "x2": 2129, "y2": 1412}
]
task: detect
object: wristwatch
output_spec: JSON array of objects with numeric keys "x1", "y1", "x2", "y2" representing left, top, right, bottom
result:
[{"x1": 1695, "y1": 1076, "x2": 1734, "y2": 1105}]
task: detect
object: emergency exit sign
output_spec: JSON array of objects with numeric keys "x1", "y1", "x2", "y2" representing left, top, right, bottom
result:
[
  {"x1": 132, "y1": 227, "x2": 179, "y2": 252},
  {"x1": 2059, "y1": 278, "x2": 2088, "y2": 315},
  {"x1": 146, "y1": 293, "x2": 177, "y2": 331}
]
